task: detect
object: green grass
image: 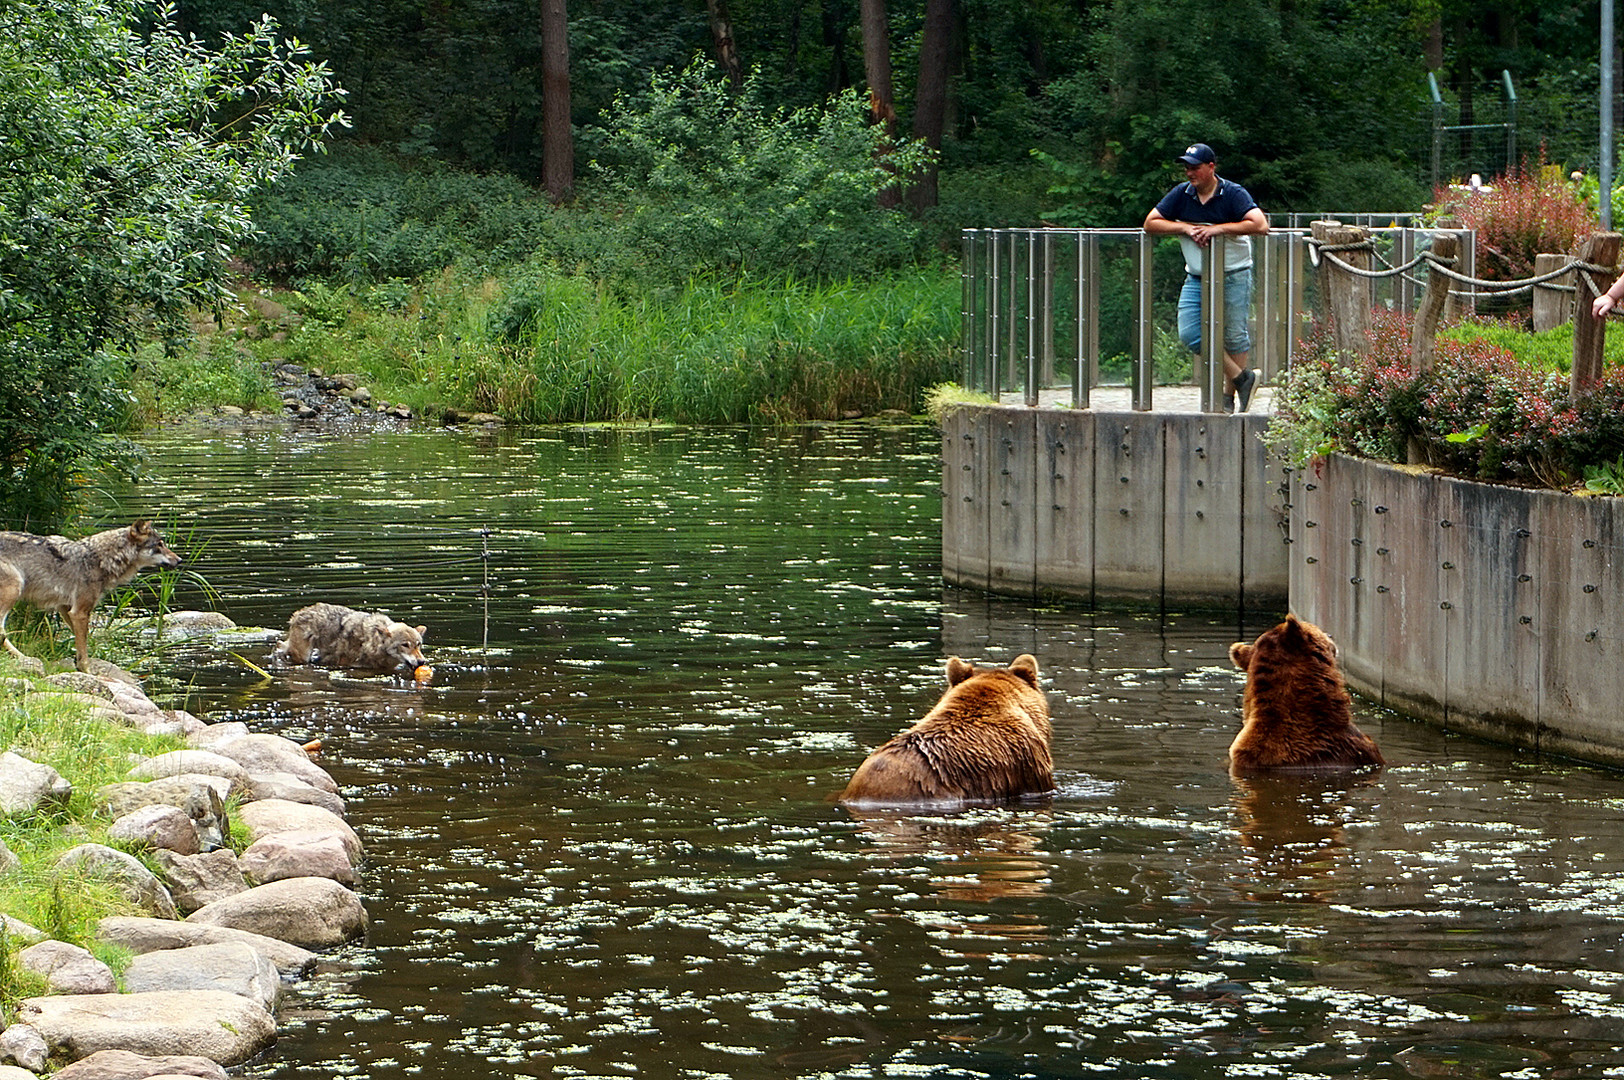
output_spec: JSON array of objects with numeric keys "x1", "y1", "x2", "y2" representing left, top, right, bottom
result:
[
  {"x1": 0, "y1": 650, "x2": 190, "y2": 1019},
  {"x1": 118, "y1": 265, "x2": 962, "y2": 426}
]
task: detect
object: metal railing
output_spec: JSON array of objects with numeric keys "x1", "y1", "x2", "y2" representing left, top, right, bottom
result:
[{"x1": 958, "y1": 225, "x2": 1477, "y2": 412}]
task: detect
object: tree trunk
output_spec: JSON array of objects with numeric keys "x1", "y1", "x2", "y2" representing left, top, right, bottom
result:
[
  {"x1": 540, "y1": 0, "x2": 574, "y2": 203},
  {"x1": 859, "y1": 0, "x2": 901, "y2": 209},
  {"x1": 908, "y1": 0, "x2": 952, "y2": 214},
  {"x1": 706, "y1": 0, "x2": 743, "y2": 89}
]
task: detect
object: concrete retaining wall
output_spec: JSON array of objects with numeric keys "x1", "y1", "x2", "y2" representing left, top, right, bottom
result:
[
  {"x1": 941, "y1": 405, "x2": 1291, "y2": 611},
  {"x1": 1290, "y1": 454, "x2": 1624, "y2": 767},
  {"x1": 941, "y1": 403, "x2": 1624, "y2": 767}
]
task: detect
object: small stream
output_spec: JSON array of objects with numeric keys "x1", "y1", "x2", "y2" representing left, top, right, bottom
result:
[{"x1": 93, "y1": 419, "x2": 1624, "y2": 1079}]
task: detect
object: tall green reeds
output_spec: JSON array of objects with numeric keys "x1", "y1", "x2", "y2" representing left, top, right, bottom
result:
[{"x1": 196, "y1": 265, "x2": 961, "y2": 426}]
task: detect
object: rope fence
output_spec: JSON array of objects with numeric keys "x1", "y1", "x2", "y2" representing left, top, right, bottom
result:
[{"x1": 1307, "y1": 236, "x2": 1616, "y2": 303}]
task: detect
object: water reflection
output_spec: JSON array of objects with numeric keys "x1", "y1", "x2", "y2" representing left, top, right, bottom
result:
[
  {"x1": 1228, "y1": 773, "x2": 1378, "y2": 903},
  {"x1": 85, "y1": 422, "x2": 1624, "y2": 1079}
]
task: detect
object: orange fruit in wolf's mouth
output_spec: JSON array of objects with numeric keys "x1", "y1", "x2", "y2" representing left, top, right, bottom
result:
[{"x1": 413, "y1": 665, "x2": 433, "y2": 682}]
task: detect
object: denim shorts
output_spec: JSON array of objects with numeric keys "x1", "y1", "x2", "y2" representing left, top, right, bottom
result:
[{"x1": 1177, "y1": 268, "x2": 1252, "y2": 355}]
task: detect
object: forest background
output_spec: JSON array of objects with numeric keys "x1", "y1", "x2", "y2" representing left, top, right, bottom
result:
[{"x1": 1, "y1": 0, "x2": 1616, "y2": 528}]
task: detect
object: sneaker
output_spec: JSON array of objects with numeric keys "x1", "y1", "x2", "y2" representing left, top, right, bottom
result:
[
  {"x1": 1222, "y1": 393, "x2": 1235, "y2": 414},
  {"x1": 1234, "y1": 368, "x2": 1258, "y2": 413}
]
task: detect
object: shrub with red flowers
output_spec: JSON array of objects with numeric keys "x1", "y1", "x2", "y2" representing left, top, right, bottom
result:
[
  {"x1": 1431, "y1": 156, "x2": 1599, "y2": 283},
  {"x1": 1266, "y1": 310, "x2": 1624, "y2": 489}
]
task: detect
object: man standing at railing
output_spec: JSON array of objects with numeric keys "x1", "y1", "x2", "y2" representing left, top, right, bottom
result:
[{"x1": 1143, "y1": 143, "x2": 1270, "y2": 412}]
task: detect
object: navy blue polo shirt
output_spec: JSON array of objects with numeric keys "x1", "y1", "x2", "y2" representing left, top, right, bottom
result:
[{"x1": 1155, "y1": 178, "x2": 1260, "y2": 274}]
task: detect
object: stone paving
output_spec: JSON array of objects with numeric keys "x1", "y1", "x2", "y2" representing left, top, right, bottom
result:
[{"x1": 1030, "y1": 382, "x2": 1277, "y2": 415}]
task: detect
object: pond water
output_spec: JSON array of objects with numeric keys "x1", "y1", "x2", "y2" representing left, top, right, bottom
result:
[{"x1": 97, "y1": 420, "x2": 1624, "y2": 1080}]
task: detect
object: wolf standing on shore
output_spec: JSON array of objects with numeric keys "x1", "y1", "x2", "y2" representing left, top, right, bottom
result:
[{"x1": 0, "y1": 520, "x2": 182, "y2": 672}]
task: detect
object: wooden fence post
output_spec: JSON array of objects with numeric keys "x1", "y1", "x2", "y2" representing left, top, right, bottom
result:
[
  {"x1": 1311, "y1": 220, "x2": 1372, "y2": 357},
  {"x1": 1410, "y1": 231, "x2": 1458, "y2": 374},
  {"x1": 1531, "y1": 253, "x2": 1575, "y2": 332},
  {"x1": 1572, "y1": 232, "x2": 1622, "y2": 399}
]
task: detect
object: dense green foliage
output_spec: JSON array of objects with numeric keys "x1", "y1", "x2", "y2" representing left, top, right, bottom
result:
[
  {"x1": 589, "y1": 62, "x2": 933, "y2": 282},
  {"x1": 164, "y1": 0, "x2": 1610, "y2": 222},
  {"x1": 137, "y1": 264, "x2": 959, "y2": 424},
  {"x1": 0, "y1": 0, "x2": 343, "y2": 528},
  {"x1": 1265, "y1": 312, "x2": 1624, "y2": 489}
]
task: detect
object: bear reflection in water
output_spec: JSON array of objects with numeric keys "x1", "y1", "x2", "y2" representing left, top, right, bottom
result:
[
  {"x1": 1228, "y1": 615, "x2": 1384, "y2": 775},
  {"x1": 1230, "y1": 771, "x2": 1382, "y2": 903},
  {"x1": 838, "y1": 654, "x2": 1053, "y2": 809}
]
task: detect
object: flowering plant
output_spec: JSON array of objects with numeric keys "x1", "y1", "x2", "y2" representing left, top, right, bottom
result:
[{"x1": 1265, "y1": 311, "x2": 1624, "y2": 490}]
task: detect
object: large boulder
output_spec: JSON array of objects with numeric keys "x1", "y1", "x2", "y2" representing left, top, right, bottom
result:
[
  {"x1": 186, "y1": 723, "x2": 250, "y2": 749},
  {"x1": 96, "y1": 917, "x2": 316, "y2": 977},
  {"x1": 15, "y1": 941, "x2": 115, "y2": 995},
  {"x1": 107, "y1": 805, "x2": 199, "y2": 856},
  {"x1": 185, "y1": 877, "x2": 367, "y2": 949},
  {"x1": 246, "y1": 774, "x2": 346, "y2": 817},
  {"x1": 51, "y1": 1047, "x2": 229, "y2": 1080},
  {"x1": 0, "y1": 752, "x2": 71, "y2": 815},
  {"x1": 153, "y1": 849, "x2": 249, "y2": 915},
  {"x1": 206, "y1": 734, "x2": 337, "y2": 794},
  {"x1": 0, "y1": 1024, "x2": 46, "y2": 1071},
  {"x1": 235, "y1": 800, "x2": 361, "y2": 862},
  {"x1": 123, "y1": 943, "x2": 280, "y2": 1013},
  {"x1": 15, "y1": 990, "x2": 274, "y2": 1066},
  {"x1": 125, "y1": 752, "x2": 251, "y2": 798},
  {"x1": 96, "y1": 778, "x2": 230, "y2": 853},
  {"x1": 56, "y1": 845, "x2": 176, "y2": 919},
  {"x1": 239, "y1": 830, "x2": 355, "y2": 885}
]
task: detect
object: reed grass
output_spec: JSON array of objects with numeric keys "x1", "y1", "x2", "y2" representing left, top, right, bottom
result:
[{"x1": 130, "y1": 266, "x2": 961, "y2": 426}]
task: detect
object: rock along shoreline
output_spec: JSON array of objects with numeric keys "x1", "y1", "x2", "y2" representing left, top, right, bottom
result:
[{"x1": 0, "y1": 620, "x2": 367, "y2": 1076}]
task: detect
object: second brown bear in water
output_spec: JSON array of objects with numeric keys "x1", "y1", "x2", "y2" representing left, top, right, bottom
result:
[
  {"x1": 1228, "y1": 615, "x2": 1384, "y2": 774},
  {"x1": 838, "y1": 654, "x2": 1053, "y2": 808}
]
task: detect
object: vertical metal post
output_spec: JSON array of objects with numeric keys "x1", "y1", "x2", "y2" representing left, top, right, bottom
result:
[
  {"x1": 1256, "y1": 234, "x2": 1276, "y2": 383},
  {"x1": 1285, "y1": 229, "x2": 1303, "y2": 373},
  {"x1": 1199, "y1": 237, "x2": 1226, "y2": 412},
  {"x1": 1397, "y1": 228, "x2": 1417, "y2": 314},
  {"x1": 1132, "y1": 231, "x2": 1154, "y2": 411},
  {"x1": 1025, "y1": 230, "x2": 1039, "y2": 407},
  {"x1": 1605, "y1": 0, "x2": 1615, "y2": 230},
  {"x1": 1502, "y1": 70, "x2": 1517, "y2": 170},
  {"x1": 1085, "y1": 232, "x2": 1101, "y2": 396},
  {"x1": 960, "y1": 230, "x2": 974, "y2": 388},
  {"x1": 1005, "y1": 231, "x2": 1019, "y2": 397},
  {"x1": 1041, "y1": 230, "x2": 1055, "y2": 398},
  {"x1": 980, "y1": 228, "x2": 993, "y2": 399},
  {"x1": 1461, "y1": 225, "x2": 1474, "y2": 313},
  {"x1": 1429, "y1": 72, "x2": 1444, "y2": 193},
  {"x1": 1073, "y1": 231, "x2": 1090, "y2": 409}
]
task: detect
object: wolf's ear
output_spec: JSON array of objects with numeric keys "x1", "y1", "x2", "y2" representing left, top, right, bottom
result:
[
  {"x1": 129, "y1": 519, "x2": 153, "y2": 537},
  {"x1": 415, "y1": 625, "x2": 427, "y2": 639},
  {"x1": 946, "y1": 657, "x2": 974, "y2": 685}
]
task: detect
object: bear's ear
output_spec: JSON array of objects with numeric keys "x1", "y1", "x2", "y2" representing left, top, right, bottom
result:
[
  {"x1": 945, "y1": 657, "x2": 974, "y2": 685},
  {"x1": 1008, "y1": 654, "x2": 1040, "y2": 688},
  {"x1": 1229, "y1": 642, "x2": 1252, "y2": 670}
]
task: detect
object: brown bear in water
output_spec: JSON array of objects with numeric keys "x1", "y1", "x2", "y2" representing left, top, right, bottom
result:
[
  {"x1": 1228, "y1": 615, "x2": 1384, "y2": 774},
  {"x1": 838, "y1": 654, "x2": 1053, "y2": 808}
]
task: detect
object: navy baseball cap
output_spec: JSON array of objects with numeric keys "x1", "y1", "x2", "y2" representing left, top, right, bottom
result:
[{"x1": 1177, "y1": 143, "x2": 1216, "y2": 166}]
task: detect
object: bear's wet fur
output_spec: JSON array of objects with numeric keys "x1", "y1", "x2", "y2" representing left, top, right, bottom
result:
[
  {"x1": 1228, "y1": 615, "x2": 1384, "y2": 774},
  {"x1": 838, "y1": 654, "x2": 1053, "y2": 808}
]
